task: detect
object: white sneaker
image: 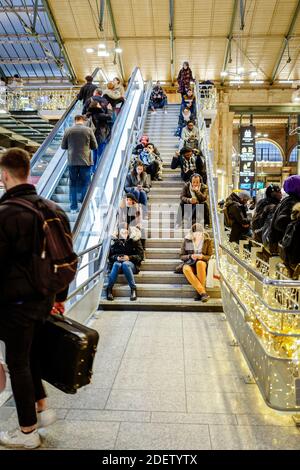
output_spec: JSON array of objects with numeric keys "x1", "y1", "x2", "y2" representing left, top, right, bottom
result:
[
  {"x1": 164, "y1": 109, "x2": 168, "y2": 114},
  {"x1": 0, "y1": 428, "x2": 41, "y2": 449},
  {"x1": 37, "y1": 409, "x2": 57, "y2": 429}
]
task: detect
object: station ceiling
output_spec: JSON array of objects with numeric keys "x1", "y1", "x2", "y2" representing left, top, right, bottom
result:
[{"x1": 46, "y1": 0, "x2": 300, "y2": 86}]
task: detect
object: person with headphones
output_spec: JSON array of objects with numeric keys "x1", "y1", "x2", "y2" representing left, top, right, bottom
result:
[{"x1": 177, "y1": 173, "x2": 209, "y2": 227}]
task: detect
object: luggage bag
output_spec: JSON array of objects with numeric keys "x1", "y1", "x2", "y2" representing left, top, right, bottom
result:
[{"x1": 40, "y1": 315, "x2": 99, "y2": 394}]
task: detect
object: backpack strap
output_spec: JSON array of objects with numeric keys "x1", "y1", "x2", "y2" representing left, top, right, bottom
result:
[{"x1": 3, "y1": 198, "x2": 45, "y2": 221}]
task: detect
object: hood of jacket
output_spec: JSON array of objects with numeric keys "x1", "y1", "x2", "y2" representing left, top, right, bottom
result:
[
  {"x1": 225, "y1": 192, "x2": 242, "y2": 208},
  {"x1": 112, "y1": 226, "x2": 141, "y2": 242},
  {"x1": 184, "y1": 229, "x2": 210, "y2": 241}
]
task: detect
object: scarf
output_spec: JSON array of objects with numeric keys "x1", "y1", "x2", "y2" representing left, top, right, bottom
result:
[{"x1": 182, "y1": 156, "x2": 197, "y2": 174}]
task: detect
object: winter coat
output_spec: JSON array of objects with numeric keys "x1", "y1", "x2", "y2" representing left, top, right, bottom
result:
[
  {"x1": 125, "y1": 172, "x2": 150, "y2": 193},
  {"x1": 108, "y1": 228, "x2": 144, "y2": 272},
  {"x1": 251, "y1": 197, "x2": 280, "y2": 243},
  {"x1": 150, "y1": 86, "x2": 166, "y2": 102},
  {"x1": 171, "y1": 154, "x2": 203, "y2": 181},
  {"x1": 77, "y1": 82, "x2": 97, "y2": 104},
  {"x1": 225, "y1": 193, "x2": 251, "y2": 243},
  {"x1": 87, "y1": 107, "x2": 112, "y2": 143},
  {"x1": 180, "y1": 182, "x2": 207, "y2": 204},
  {"x1": 269, "y1": 194, "x2": 300, "y2": 244},
  {"x1": 175, "y1": 231, "x2": 213, "y2": 273},
  {"x1": 82, "y1": 95, "x2": 109, "y2": 115},
  {"x1": 0, "y1": 184, "x2": 70, "y2": 322},
  {"x1": 177, "y1": 67, "x2": 194, "y2": 94},
  {"x1": 180, "y1": 126, "x2": 199, "y2": 148}
]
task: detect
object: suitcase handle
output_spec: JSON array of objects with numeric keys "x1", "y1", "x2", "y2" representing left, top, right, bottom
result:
[{"x1": 50, "y1": 313, "x2": 73, "y2": 326}]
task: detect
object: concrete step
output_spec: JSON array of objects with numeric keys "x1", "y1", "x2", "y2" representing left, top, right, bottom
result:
[
  {"x1": 105, "y1": 283, "x2": 220, "y2": 299},
  {"x1": 100, "y1": 296, "x2": 223, "y2": 312},
  {"x1": 146, "y1": 238, "x2": 182, "y2": 248},
  {"x1": 141, "y1": 259, "x2": 180, "y2": 271},
  {"x1": 145, "y1": 247, "x2": 179, "y2": 259}
]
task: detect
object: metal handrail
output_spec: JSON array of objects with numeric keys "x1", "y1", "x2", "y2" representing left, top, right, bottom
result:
[
  {"x1": 30, "y1": 67, "x2": 100, "y2": 168},
  {"x1": 72, "y1": 66, "x2": 142, "y2": 240}
]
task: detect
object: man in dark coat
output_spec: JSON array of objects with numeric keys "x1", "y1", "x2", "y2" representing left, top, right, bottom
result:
[
  {"x1": 0, "y1": 148, "x2": 71, "y2": 448},
  {"x1": 77, "y1": 75, "x2": 97, "y2": 109},
  {"x1": 252, "y1": 184, "x2": 282, "y2": 243},
  {"x1": 225, "y1": 191, "x2": 251, "y2": 243}
]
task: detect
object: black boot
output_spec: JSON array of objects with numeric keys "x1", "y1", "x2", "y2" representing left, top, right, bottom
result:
[
  {"x1": 130, "y1": 287, "x2": 137, "y2": 301},
  {"x1": 107, "y1": 286, "x2": 114, "y2": 301}
]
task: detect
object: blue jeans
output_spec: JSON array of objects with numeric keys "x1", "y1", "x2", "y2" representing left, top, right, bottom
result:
[
  {"x1": 92, "y1": 142, "x2": 106, "y2": 173},
  {"x1": 69, "y1": 165, "x2": 91, "y2": 211},
  {"x1": 108, "y1": 261, "x2": 137, "y2": 289},
  {"x1": 127, "y1": 188, "x2": 147, "y2": 207},
  {"x1": 150, "y1": 97, "x2": 167, "y2": 110}
]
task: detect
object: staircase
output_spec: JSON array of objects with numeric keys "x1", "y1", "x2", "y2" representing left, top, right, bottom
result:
[{"x1": 100, "y1": 104, "x2": 222, "y2": 312}]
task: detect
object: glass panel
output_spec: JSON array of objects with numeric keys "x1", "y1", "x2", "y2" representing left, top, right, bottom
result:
[
  {"x1": 31, "y1": 99, "x2": 81, "y2": 186},
  {"x1": 74, "y1": 69, "x2": 144, "y2": 256}
]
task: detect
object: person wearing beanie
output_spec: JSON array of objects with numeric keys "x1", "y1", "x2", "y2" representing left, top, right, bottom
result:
[
  {"x1": 132, "y1": 135, "x2": 149, "y2": 155},
  {"x1": 252, "y1": 184, "x2": 282, "y2": 243},
  {"x1": 268, "y1": 175, "x2": 300, "y2": 250}
]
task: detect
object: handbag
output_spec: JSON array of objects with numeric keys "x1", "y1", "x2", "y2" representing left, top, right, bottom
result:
[{"x1": 206, "y1": 257, "x2": 221, "y2": 288}]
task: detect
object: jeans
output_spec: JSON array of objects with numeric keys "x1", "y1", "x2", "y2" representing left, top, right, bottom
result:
[
  {"x1": 108, "y1": 261, "x2": 137, "y2": 289},
  {"x1": 127, "y1": 188, "x2": 147, "y2": 207},
  {"x1": 150, "y1": 97, "x2": 167, "y2": 110},
  {"x1": 183, "y1": 261, "x2": 207, "y2": 295},
  {"x1": 92, "y1": 142, "x2": 106, "y2": 173},
  {"x1": 0, "y1": 314, "x2": 46, "y2": 427},
  {"x1": 69, "y1": 165, "x2": 92, "y2": 211}
]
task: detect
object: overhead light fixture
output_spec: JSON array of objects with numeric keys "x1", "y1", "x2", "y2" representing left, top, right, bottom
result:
[
  {"x1": 250, "y1": 71, "x2": 258, "y2": 78},
  {"x1": 263, "y1": 134, "x2": 269, "y2": 137},
  {"x1": 237, "y1": 67, "x2": 245, "y2": 74},
  {"x1": 230, "y1": 80, "x2": 244, "y2": 85},
  {"x1": 115, "y1": 47, "x2": 122, "y2": 54},
  {"x1": 98, "y1": 50, "x2": 110, "y2": 57},
  {"x1": 249, "y1": 80, "x2": 264, "y2": 84},
  {"x1": 279, "y1": 80, "x2": 292, "y2": 84},
  {"x1": 221, "y1": 71, "x2": 228, "y2": 77},
  {"x1": 99, "y1": 43, "x2": 106, "y2": 49},
  {"x1": 86, "y1": 48, "x2": 95, "y2": 53}
]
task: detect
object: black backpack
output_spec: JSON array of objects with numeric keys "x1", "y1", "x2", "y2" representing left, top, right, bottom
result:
[
  {"x1": 278, "y1": 219, "x2": 300, "y2": 266},
  {"x1": 261, "y1": 210, "x2": 278, "y2": 255},
  {"x1": 4, "y1": 197, "x2": 78, "y2": 297}
]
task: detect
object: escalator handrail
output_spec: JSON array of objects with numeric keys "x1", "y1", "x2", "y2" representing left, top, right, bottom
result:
[
  {"x1": 30, "y1": 67, "x2": 100, "y2": 169},
  {"x1": 72, "y1": 67, "x2": 142, "y2": 240},
  {"x1": 195, "y1": 80, "x2": 221, "y2": 268}
]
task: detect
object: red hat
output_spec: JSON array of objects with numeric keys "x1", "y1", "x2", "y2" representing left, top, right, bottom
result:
[{"x1": 140, "y1": 135, "x2": 149, "y2": 144}]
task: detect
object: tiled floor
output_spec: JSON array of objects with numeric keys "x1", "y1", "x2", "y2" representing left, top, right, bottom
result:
[{"x1": 1, "y1": 310, "x2": 300, "y2": 450}]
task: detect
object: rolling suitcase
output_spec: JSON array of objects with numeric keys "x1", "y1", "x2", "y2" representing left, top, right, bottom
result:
[{"x1": 40, "y1": 314, "x2": 99, "y2": 394}]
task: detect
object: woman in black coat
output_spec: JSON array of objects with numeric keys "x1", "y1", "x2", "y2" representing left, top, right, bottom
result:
[
  {"x1": 177, "y1": 62, "x2": 194, "y2": 98},
  {"x1": 106, "y1": 224, "x2": 144, "y2": 301}
]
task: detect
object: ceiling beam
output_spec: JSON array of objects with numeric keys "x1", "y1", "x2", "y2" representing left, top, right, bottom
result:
[
  {"x1": 270, "y1": 0, "x2": 300, "y2": 84},
  {"x1": 106, "y1": 0, "x2": 125, "y2": 82},
  {"x1": 63, "y1": 33, "x2": 300, "y2": 42},
  {"x1": 221, "y1": 0, "x2": 239, "y2": 82},
  {"x1": 99, "y1": 0, "x2": 105, "y2": 31},
  {"x1": 169, "y1": 0, "x2": 175, "y2": 84},
  {"x1": 230, "y1": 105, "x2": 300, "y2": 114},
  {"x1": 0, "y1": 6, "x2": 44, "y2": 13},
  {"x1": 0, "y1": 58, "x2": 58, "y2": 64},
  {"x1": 41, "y1": 0, "x2": 77, "y2": 83}
]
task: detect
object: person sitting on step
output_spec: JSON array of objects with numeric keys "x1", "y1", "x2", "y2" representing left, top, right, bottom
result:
[
  {"x1": 106, "y1": 223, "x2": 144, "y2": 302},
  {"x1": 132, "y1": 135, "x2": 149, "y2": 155},
  {"x1": 181, "y1": 88, "x2": 196, "y2": 115},
  {"x1": 177, "y1": 173, "x2": 209, "y2": 228},
  {"x1": 175, "y1": 223, "x2": 212, "y2": 302},
  {"x1": 171, "y1": 146, "x2": 202, "y2": 182},
  {"x1": 139, "y1": 143, "x2": 163, "y2": 181},
  {"x1": 149, "y1": 81, "x2": 168, "y2": 114},
  {"x1": 179, "y1": 120, "x2": 199, "y2": 151},
  {"x1": 125, "y1": 161, "x2": 150, "y2": 210},
  {"x1": 175, "y1": 107, "x2": 195, "y2": 137}
]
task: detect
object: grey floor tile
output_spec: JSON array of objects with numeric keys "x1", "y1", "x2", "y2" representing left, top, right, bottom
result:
[
  {"x1": 106, "y1": 389, "x2": 186, "y2": 413},
  {"x1": 151, "y1": 412, "x2": 238, "y2": 425},
  {"x1": 115, "y1": 422, "x2": 211, "y2": 450},
  {"x1": 209, "y1": 424, "x2": 300, "y2": 450},
  {"x1": 47, "y1": 386, "x2": 111, "y2": 410},
  {"x1": 117, "y1": 356, "x2": 184, "y2": 375},
  {"x1": 236, "y1": 413, "x2": 295, "y2": 427},
  {"x1": 40, "y1": 420, "x2": 120, "y2": 450},
  {"x1": 184, "y1": 357, "x2": 250, "y2": 376},
  {"x1": 187, "y1": 389, "x2": 271, "y2": 415},
  {"x1": 113, "y1": 371, "x2": 185, "y2": 391},
  {"x1": 0, "y1": 407, "x2": 15, "y2": 422},
  {"x1": 186, "y1": 374, "x2": 246, "y2": 393},
  {"x1": 66, "y1": 409, "x2": 150, "y2": 423},
  {"x1": 90, "y1": 370, "x2": 119, "y2": 389}
]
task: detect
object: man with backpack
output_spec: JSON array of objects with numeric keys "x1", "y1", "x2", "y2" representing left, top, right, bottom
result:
[
  {"x1": 0, "y1": 148, "x2": 76, "y2": 449},
  {"x1": 251, "y1": 185, "x2": 282, "y2": 243}
]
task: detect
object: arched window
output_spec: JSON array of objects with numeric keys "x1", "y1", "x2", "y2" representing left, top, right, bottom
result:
[
  {"x1": 255, "y1": 140, "x2": 283, "y2": 162},
  {"x1": 289, "y1": 146, "x2": 298, "y2": 162}
]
